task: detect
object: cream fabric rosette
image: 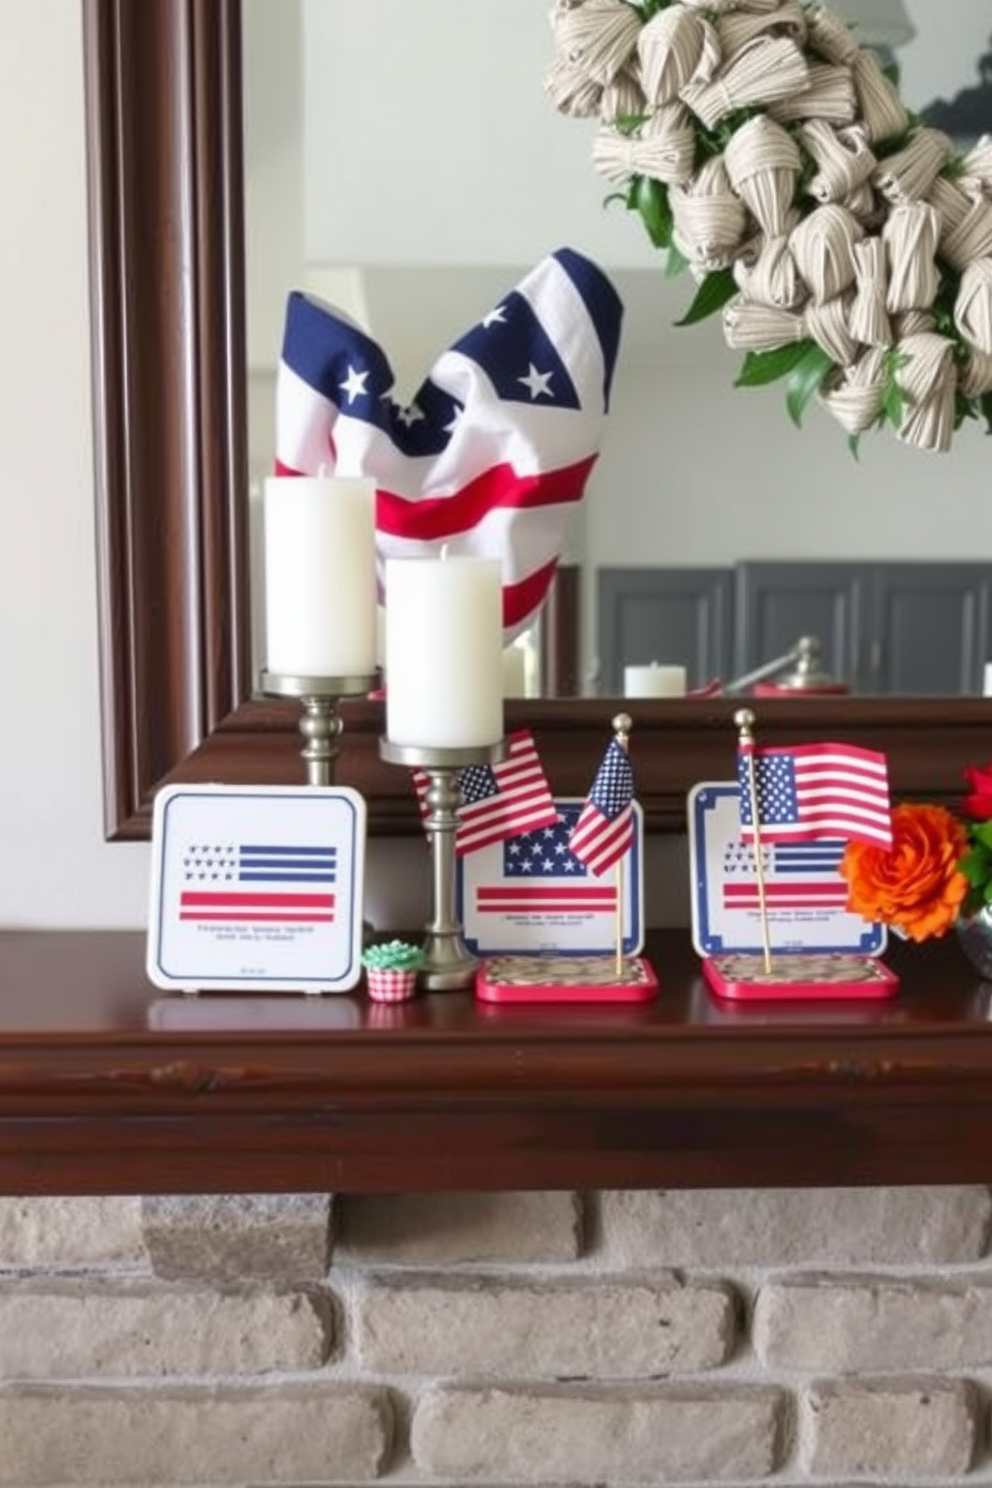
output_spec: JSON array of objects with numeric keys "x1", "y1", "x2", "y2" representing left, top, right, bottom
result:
[{"x1": 544, "y1": 0, "x2": 992, "y2": 453}]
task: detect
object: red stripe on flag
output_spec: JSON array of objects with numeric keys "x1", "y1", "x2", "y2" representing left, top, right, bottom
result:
[
  {"x1": 375, "y1": 458, "x2": 594, "y2": 540},
  {"x1": 503, "y1": 559, "x2": 558, "y2": 633},
  {"x1": 180, "y1": 892, "x2": 334, "y2": 909},
  {"x1": 476, "y1": 887, "x2": 615, "y2": 904},
  {"x1": 179, "y1": 912, "x2": 333, "y2": 923}
]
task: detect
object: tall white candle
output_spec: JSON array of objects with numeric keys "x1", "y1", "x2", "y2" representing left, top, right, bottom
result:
[
  {"x1": 385, "y1": 555, "x2": 503, "y2": 747},
  {"x1": 624, "y1": 662, "x2": 687, "y2": 698},
  {"x1": 263, "y1": 475, "x2": 377, "y2": 677}
]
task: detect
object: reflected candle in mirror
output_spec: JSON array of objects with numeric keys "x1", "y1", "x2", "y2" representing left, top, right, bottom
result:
[
  {"x1": 263, "y1": 475, "x2": 377, "y2": 677},
  {"x1": 502, "y1": 645, "x2": 527, "y2": 698},
  {"x1": 385, "y1": 554, "x2": 503, "y2": 747},
  {"x1": 624, "y1": 663, "x2": 687, "y2": 698},
  {"x1": 984, "y1": 662, "x2": 992, "y2": 697}
]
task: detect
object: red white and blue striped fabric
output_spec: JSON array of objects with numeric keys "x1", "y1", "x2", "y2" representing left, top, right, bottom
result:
[{"x1": 274, "y1": 248, "x2": 623, "y2": 640}]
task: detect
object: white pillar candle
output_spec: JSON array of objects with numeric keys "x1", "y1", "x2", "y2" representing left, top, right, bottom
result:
[
  {"x1": 984, "y1": 662, "x2": 992, "y2": 697},
  {"x1": 263, "y1": 476, "x2": 377, "y2": 678},
  {"x1": 502, "y1": 645, "x2": 527, "y2": 698},
  {"x1": 624, "y1": 662, "x2": 687, "y2": 698},
  {"x1": 385, "y1": 555, "x2": 503, "y2": 748}
]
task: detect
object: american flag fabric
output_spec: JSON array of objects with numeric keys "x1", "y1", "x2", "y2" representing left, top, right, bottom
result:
[
  {"x1": 737, "y1": 741, "x2": 892, "y2": 849},
  {"x1": 475, "y1": 814, "x2": 619, "y2": 915},
  {"x1": 179, "y1": 843, "x2": 336, "y2": 924},
  {"x1": 274, "y1": 247, "x2": 623, "y2": 639},
  {"x1": 722, "y1": 839, "x2": 848, "y2": 912},
  {"x1": 413, "y1": 729, "x2": 557, "y2": 857},
  {"x1": 569, "y1": 739, "x2": 635, "y2": 876}
]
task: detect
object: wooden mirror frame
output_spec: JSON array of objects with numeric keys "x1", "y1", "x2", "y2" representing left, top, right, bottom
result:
[{"x1": 83, "y1": 0, "x2": 992, "y2": 843}]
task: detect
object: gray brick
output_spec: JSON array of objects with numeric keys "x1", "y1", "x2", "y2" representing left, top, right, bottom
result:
[
  {"x1": 356, "y1": 1273, "x2": 735, "y2": 1377},
  {"x1": 600, "y1": 1187, "x2": 992, "y2": 1267},
  {"x1": 412, "y1": 1383, "x2": 784, "y2": 1483},
  {"x1": 0, "y1": 1383, "x2": 391, "y2": 1484},
  {"x1": 142, "y1": 1194, "x2": 331, "y2": 1283},
  {"x1": 756, "y1": 1276, "x2": 992, "y2": 1372},
  {"x1": 337, "y1": 1191, "x2": 582, "y2": 1264},
  {"x1": 800, "y1": 1377, "x2": 978, "y2": 1477},
  {"x1": 0, "y1": 1199, "x2": 145, "y2": 1268},
  {"x1": 0, "y1": 1280, "x2": 331, "y2": 1377}
]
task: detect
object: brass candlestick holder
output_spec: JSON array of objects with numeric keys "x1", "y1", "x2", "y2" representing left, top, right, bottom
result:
[
  {"x1": 260, "y1": 670, "x2": 379, "y2": 786},
  {"x1": 379, "y1": 738, "x2": 506, "y2": 991}
]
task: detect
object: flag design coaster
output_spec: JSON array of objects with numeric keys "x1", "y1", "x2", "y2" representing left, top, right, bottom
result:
[
  {"x1": 146, "y1": 784, "x2": 366, "y2": 993},
  {"x1": 689, "y1": 781, "x2": 897, "y2": 1001},
  {"x1": 457, "y1": 799, "x2": 644, "y2": 957}
]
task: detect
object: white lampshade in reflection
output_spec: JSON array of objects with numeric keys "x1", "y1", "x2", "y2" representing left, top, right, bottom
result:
[{"x1": 832, "y1": 0, "x2": 916, "y2": 49}]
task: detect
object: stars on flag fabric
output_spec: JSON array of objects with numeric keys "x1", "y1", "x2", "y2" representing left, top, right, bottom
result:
[
  {"x1": 737, "y1": 741, "x2": 892, "y2": 849},
  {"x1": 178, "y1": 843, "x2": 336, "y2": 924},
  {"x1": 273, "y1": 247, "x2": 624, "y2": 640},
  {"x1": 568, "y1": 738, "x2": 635, "y2": 876},
  {"x1": 413, "y1": 729, "x2": 557, "y2": 856}
]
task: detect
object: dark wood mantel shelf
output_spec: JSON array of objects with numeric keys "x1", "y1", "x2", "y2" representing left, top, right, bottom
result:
[{"x1": 1, "y1": 929, "x2": 991, "y2": 1195}]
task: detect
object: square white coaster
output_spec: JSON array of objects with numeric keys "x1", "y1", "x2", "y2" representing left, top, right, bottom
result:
[{"x1": 146, "y1": 783, "x2": 366, "y2": 992}]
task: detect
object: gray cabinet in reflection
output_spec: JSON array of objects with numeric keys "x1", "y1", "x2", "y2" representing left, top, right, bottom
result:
[
  {"x1": 599, "y1": 562, "x2": 992, "y2": 695},
  {"x1": 737, "y1": 561, "x2": 992, "y2": 694},
  {"x1": 597, "y1": 567, "x2": 734, "y2": 693},
  {"x1": 733, "y1": 562, "x2": 865, "y2": 689}
]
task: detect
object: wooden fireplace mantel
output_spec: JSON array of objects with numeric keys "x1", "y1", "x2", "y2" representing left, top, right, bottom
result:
[{"x1": 0, "y1": 928, "x2": 990, "y2": 1196}]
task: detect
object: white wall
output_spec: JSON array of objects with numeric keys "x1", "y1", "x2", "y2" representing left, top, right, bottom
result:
[{"x1": 0, "y1": 0, "x2": 149, "y2": 928}]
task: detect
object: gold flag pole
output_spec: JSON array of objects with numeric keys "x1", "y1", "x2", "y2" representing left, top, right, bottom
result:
[
  {"x1": 612, "y1": 712, "x2": 632, "y2": 981},
  {"x1": 734, "y1": 708, "x2": 773, "y2": 976}
]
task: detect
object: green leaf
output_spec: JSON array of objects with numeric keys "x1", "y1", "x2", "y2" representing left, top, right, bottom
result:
[
  {"x1": 664, "y1": 242, "x2": 689, "y2": 278},
  {"x1": 675, "y1": 268, "x2": 736, "y2": 327},
  {"x1": 785, "y1": 344, "x2": 835, "y2": 428},
  {"x1": 734, "y1": 340, "x2": 816, "y2": 389},
  {"x1": 632, "y1": 175, "x2": 673, "y2": 250},
  {"x1": 955, "y1": 392, "x2": 979, "y2": 431},
  {"x1": 969, "y1": 820, "x2": 992, "y2": 851},
  {"x1": 981, "y1": 393, "x2": 992, "y2": 435},
  {"x1": 848, "y1": 433, "x2": 862, "y2": 460}
]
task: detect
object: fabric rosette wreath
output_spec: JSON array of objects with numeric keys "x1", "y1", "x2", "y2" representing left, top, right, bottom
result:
[
  {"x1": 838, "y1": 764, "x2": 992, "y2": 942},
  {"x1": 545, "y1": 0, "x2": 992, "y2": 452}
]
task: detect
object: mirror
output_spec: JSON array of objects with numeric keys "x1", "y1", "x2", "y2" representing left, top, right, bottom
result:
[{"x1": 83, "y1": 0, "x2": 992, "y2": 843}]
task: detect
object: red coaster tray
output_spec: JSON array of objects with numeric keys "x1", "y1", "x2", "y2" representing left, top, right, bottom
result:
[
  {"x1": 476, "y1": 954, "x2": 659, "y2": 1004},
  {"x1": 703, "y1": 951, "x2": 900, "y2": 1002}
]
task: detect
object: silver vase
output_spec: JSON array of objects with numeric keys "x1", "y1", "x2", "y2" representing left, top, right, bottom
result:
[{"x1": 955, "y1": 905, "x2": 992, "y2": 979}]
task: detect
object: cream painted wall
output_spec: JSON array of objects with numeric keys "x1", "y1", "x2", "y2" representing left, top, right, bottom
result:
[{"x1": 0, "y1": 0, "x2": 150, "y2": 928}]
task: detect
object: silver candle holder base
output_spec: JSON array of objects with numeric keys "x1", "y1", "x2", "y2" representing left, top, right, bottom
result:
[
  {"x1": 260, "y1": 669, "x2": 380, "y2": 786},
  {"x1": 380, "y1": 738, "x2": 507, "y2": 991}
]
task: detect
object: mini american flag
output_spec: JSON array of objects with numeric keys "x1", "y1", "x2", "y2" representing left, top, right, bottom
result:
[
  {"x1": 569, "y1": 739, "x2": 635, "y2": 876},
  {"x1": 737, "y1": 741, "x2": 892, "y2": 849},
  {"x1": 178, "y1": 843, "x2": 336, "y2": 924},
  {"x1": 273, "y1": 247, "x2": 623, "y2": 639},
  {"x1": 413, "y1": 729, "x2": 557, "y2": 856}
]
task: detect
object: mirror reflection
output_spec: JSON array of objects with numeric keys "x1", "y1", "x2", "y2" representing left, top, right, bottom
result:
[{"x1": 242, "y1": 0, "x2": 992, "y2": 701}]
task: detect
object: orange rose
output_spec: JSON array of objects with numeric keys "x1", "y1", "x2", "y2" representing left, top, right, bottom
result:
[{"x1": 839, "y1": 803, "x2": 968, "y2": 942}]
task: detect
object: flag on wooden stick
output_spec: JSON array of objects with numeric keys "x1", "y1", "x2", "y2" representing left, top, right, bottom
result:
[{"x1": 736, "y1": 740, "x2": 892, "y2": 849}]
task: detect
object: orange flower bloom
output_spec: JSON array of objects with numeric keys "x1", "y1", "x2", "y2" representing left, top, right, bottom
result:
[{"x1": 840, "y1": 803, "x2": 968, "y2": 942}]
